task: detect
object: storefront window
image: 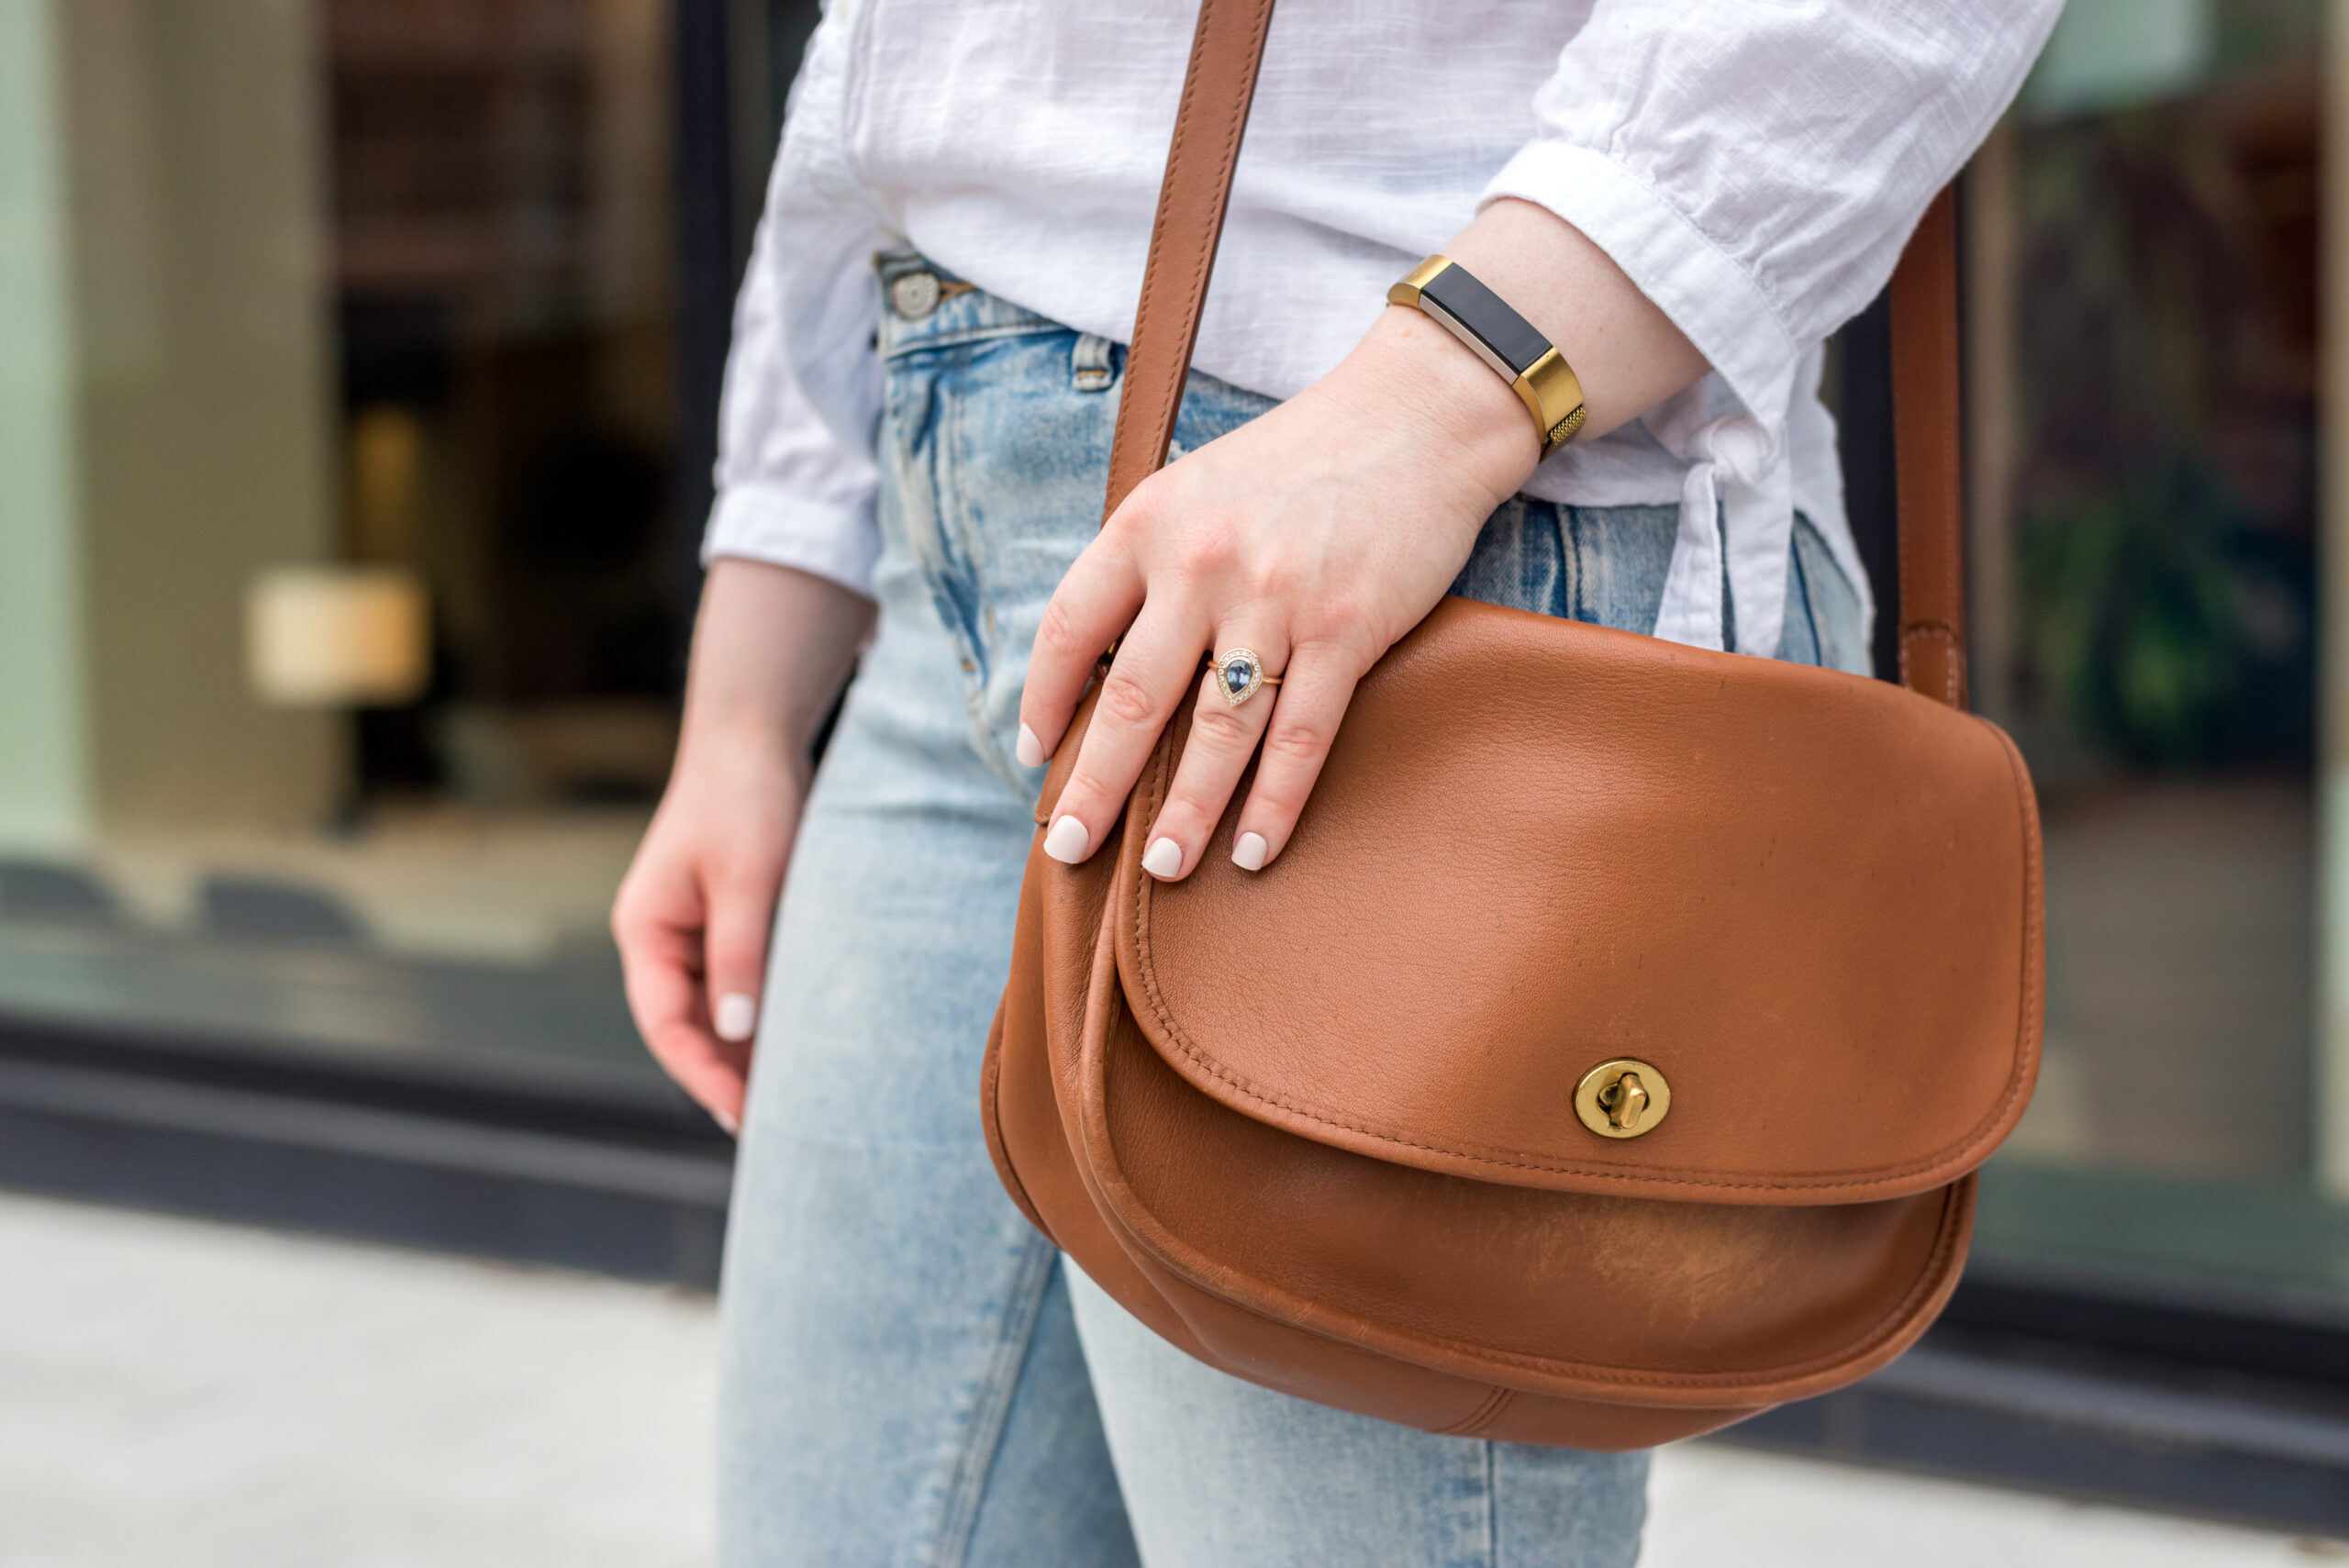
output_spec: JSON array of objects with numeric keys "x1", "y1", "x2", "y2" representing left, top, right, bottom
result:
[
  {"x1": 1964, "y1": 0, "x2": 2343, "y2": 1296},
  {"x1": 0, "y1": 0, "x2": 691, "y2": 1097},
  {"x1": 4, "y1": 0, "x2": 2343, "y2": 1312}
]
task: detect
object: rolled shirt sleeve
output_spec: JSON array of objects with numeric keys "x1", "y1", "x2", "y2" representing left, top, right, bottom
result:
[
  {"x1": 701, "y1": 8, "x2": 891, "y2": 598},
  {"x1": 1486, "y1": 0, "x2": 2060, "y2": 434},
  {"x1": 1483, "y1": 0, "x2": 2062, "y2": 654}
]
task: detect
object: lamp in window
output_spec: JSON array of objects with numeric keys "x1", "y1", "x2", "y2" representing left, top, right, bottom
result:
[{"x1": 245, "y1": 564, "x2": 430, "y2": 707}]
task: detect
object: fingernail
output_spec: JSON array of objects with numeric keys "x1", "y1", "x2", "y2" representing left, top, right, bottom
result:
[
  {"x1": 1016, "y1": 723, "x2": 1049, "y2": 768},
  {"x1": 1231, "y1": 832, "x2": 1268, "y2": 872},
  {"x1": 1043, "y1": 815, "x2": 1091, "y2": 863},
  {"x1": 1142, "y1": 837, "x2": 1182, "y2": 879},
  {"x1": 715, "y1": 993, "x2": 759, "y2": 1041},
  {"x1": 713, "y1": 1107, "x2": 740, "y2": 1137}
]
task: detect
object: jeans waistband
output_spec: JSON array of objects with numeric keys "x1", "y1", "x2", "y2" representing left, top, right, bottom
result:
[{"x1": 875, "y1": 248, "x2": 1066, "y2": 359}]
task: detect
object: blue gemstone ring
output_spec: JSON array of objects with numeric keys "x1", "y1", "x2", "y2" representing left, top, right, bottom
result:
[{"x1": 1213, "y1": 647, "x2": 1279, "y2": 708}]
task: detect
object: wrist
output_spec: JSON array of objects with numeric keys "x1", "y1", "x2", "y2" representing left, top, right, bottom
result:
[
  {"x1": 682, "y1": 692, "x2": 812, "y2": 760},
  {"x1": 678, "y1": 558, "x2": 871, "y2": 767},
  {"x1": 1432, "y1": 199, "x2": 1709, "y2": 442},
  {"x1": 674, "y1": 701, "x2": 810, "y2": 800},
  {"x1": 1345, "y1": 306, "x2": 1543, "y2": 506}
]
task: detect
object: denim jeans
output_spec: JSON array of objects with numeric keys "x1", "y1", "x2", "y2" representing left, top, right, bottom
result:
[{"x1": 715, "y1": 259, "x2": 1869, "y2": 1567}]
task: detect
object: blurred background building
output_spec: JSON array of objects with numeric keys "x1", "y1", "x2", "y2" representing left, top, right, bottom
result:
[{"x1": 0, "y1": 0, "x2": 2345, "y2": 1540}]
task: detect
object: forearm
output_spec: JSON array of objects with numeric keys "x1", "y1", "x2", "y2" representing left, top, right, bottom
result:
[
  {"x1": 1316, "y1": 197, "x2": 1711, "y2": 508},
  {"x1": 1440, "y1": 197, "x2": 1709, "y2": 441},
  {"x1": 677, "y1": 558, "x2": 875, "y2": 766}
]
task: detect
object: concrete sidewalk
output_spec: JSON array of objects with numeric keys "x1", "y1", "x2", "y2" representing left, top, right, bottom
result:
[{"x1": 0, "y1": 1192, "x2": 2335, "y2": 1567}]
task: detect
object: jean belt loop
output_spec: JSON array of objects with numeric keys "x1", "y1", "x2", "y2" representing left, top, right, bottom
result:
[{"x1": 1071, "y1": 332, "x2": 1116, "y2": 393}]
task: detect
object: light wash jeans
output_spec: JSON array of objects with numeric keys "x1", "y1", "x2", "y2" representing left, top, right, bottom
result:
[{"x1": 716, "y1": 256, "x2": 1869, "y2": 1567}]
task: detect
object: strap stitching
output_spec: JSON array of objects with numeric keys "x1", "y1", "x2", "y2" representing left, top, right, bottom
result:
[
  {"x1": 1104, "y1": 0, "x2": 1270, "y2": 519},
  {"x1": 1112, "y1": 741, "x2": 1987, "y2": 1391},
  {"x1": 1893, "y1": 192, "x2": 1966, "y2": 703},
  {"x1": 1898, "y1": 622, "x2": 1966, "y2": 706}
]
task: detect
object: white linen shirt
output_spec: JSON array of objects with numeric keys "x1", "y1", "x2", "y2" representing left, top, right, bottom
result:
[{"x1": 707, "y1": 0, "x2": 2059, "y2": 657}]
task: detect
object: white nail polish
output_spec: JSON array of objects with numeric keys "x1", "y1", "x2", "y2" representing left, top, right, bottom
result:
[
  {"x1": 1232, "y1": 832, "x2": 1268, "y2": 872},
  {"x1": 1142, "y1": 838, "x2": 1183, "y2": 878},
  {"x1": 1016, "y1": 723, "x2": 1049, "y2": 768},
  {"x1": 1043, "y1": 816, "x2": 1091, "y2": 863},
  {"x1": 713, "y1": 1107, "x2": 740, "y2": 1137},
  {"x1": 715, "y1": 993, "x2": 759, "y2": 1041}
]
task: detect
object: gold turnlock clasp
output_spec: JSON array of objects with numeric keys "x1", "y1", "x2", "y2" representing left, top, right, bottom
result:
[{"x1": 1575, "y1": 1059, "x2": 1672, "y2": 1140}]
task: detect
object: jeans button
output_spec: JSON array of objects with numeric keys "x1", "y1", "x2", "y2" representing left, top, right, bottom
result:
[{"x1": 891, "y1": 272, "x2": 941, "y2": 319}]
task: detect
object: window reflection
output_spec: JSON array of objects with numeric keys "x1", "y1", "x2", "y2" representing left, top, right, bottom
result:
[
  {"x1": 5, "y1": 0, "x2": 2343, "y2": 1311},
  {"x1": 0, "y1": 0, "x2": 683, "y2": 1095},
  {"x1": 1969, "y1": 0, "x2": 2332, "y2": 1294}
]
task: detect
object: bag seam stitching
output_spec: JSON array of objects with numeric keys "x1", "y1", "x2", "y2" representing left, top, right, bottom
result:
[
  {"x1": 1088, "y1": 994, "x2": 1976, "y2": 1393},
  {"x1": 1124, "y1": 715, "x2": 2039, "y2": 1197},
  {"x1": 1433, "y1": 1384, "x2": 1513, "y2": 1438},
  {"x1": 1106, "y1": 0, "x2": 1265, "y2": 517}
]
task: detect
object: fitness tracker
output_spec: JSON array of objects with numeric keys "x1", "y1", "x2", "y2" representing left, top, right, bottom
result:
[{"x1": 1387, "y1": 257, "x2": 1586, "y2": 456}]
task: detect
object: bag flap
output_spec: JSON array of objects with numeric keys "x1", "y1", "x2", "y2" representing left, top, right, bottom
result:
[{"x1": 1114, "y1": 597, "x2": 2043, "y2": 1207}]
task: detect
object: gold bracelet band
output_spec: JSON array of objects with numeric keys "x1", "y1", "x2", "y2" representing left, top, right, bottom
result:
[{"x1": 1388, "y1": 256, "x2": 1586, "y2": 458}]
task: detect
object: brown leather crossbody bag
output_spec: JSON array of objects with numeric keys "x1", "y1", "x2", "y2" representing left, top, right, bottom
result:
[{"x1": 983, "y1": 0, "x2": 2043, "y2": 1450}]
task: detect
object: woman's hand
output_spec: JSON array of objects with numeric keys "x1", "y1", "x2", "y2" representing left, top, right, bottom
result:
[
  {"x1": 1016, "y1": 200, "x2": 1709, "y2": 878},
  {"x1": 1017, "y1": 307, "x2": 1531, "y2": 877},
  {"x1": 613, "y1": 560, "x2": 872, "y2": 1131}
]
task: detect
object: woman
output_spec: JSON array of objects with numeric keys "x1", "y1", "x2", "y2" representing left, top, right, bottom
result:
[{"x1": 614, "y1": 3, "x2": 2059, "y2": 1561}]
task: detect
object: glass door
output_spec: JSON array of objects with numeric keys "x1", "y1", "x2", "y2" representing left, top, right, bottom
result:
[{"x1": 1961, "y1": 0, "x2": 2341, "y2": 1304}]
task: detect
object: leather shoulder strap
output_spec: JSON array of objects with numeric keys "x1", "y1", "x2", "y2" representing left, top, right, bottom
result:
[
  {"x1": 1115, "y1": 0, "x2": 1967, "y2": 706},
  {"x1": 1887, "y1": 188, "x2": 1966, "y2": 706},
  {"x1": 1103, "y1": 0, "x2": 1276, "y2": 518}
]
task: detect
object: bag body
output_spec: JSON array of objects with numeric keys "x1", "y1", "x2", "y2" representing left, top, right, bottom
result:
[{"x1": 983, "y1": 0, "x2": 2043, "y2": 1450}]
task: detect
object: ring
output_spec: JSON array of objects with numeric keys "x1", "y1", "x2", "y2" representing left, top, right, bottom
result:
[{"x1": 1214, "y1": 648, "x2": 1280, "y2": 707}]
